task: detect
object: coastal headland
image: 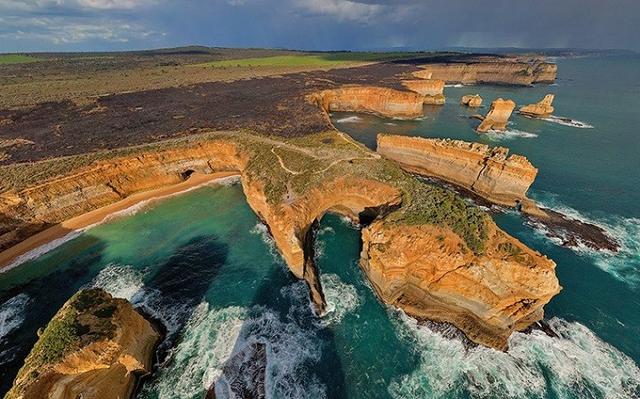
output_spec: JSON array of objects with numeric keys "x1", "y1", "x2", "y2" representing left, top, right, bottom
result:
[{"x1": 1, "y1": 49, "x2": 605, "y2": 357}]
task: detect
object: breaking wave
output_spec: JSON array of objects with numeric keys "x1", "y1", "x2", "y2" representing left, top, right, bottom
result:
[
  {"x1": 542, "y1": 116, "x2": 594, "y2": 129},
  {"x1": 531, "y1": 191, "x2": 640, "y2": 287},
  {"x1": 388, "y1": 313, "x2": 640, "y2": 399},
  {"x1": 335, "y1": 116, "x2": 363, "y2": 124},
  {"x1": 485, "y1": 128, "x2": 538, "y2": 140},
  {"x1": 91, "y1": 263, "x2": 145, "y2": 301},
  {"x1": 318, "y1": 274, "x2": 361, "y2": 325},
  {"x1": 445, "y1": 84, "x2": 464, "y2": 88},
  {"x1": 0, "y1": 293, "x2": 30, "y2": 365},
  {"x1": 0, "y1": 294, "x2": 30, "y2": 343}
]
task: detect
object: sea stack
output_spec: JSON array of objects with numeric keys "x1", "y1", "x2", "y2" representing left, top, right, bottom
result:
[
  {"x1": 461, "y1": 94, "x2": 483, "y2": 107},
  {"x1": 401, "y1": 79, "x2": 446, "y2": 105},
  {"x1": 5, "y1": 289, "x2": 160, "y2": 399},
  {"x1": 476, "y1": 98, "x2": 516, "y2": 133},
  {"x1": 519, "y1": 94, "x2": 555, "y2": 117}
]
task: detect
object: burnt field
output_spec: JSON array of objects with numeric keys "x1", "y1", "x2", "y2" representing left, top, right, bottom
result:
[{"x1": 0, "y1": 61, "x2": 417, "y2": 165}]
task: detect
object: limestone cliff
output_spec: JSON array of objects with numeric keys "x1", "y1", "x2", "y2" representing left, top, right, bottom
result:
[
  {"x1": 401, "y1": 79, "x2": 445, "y2": 105},
  {"x1": 377, "y1": 134, "x2": 538, "y2": 207},
  {"x1": 413, "y1": 61, "x2": 557, "y2": 86},
  {"x1": 0, "y1": 131, "x2": 560, "y2": 350},
  {"x1": 476, "y1": 98, "x2": 516, "y2": 133},
  {"x1": 460, "y1": 94, "x2": 483, "y2": 107},
  {"x1": 519, "y1": 94, "x2": 555, "y2": 117},
  {"x1": 5, "y1": 289, "x2": 160, "y2": 399},
  {"x1": 361, "y1": 219, "x2": 560, "y2": 350},
  {"x1": 308, "y1": 86, "x2": 424, "y2": 119}
]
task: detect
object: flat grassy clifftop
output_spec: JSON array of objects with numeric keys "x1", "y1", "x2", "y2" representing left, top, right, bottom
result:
[{"x1": 193, "y1": 52, "x2": 418, "y2": 68}]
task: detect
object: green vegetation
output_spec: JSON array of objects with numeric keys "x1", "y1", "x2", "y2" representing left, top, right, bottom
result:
[
  {"x1": 192, "y1": 52, "x2": 418, "y2": 68},
  {"x1": 7, "y1": 289, "x2": 118, "y2": 398},
  {"x1": 0, "y1": 54, "x2": 39, "y2": 65}
]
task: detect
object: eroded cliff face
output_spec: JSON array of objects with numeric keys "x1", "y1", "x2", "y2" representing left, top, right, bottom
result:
[
  {"x1": 377, "y1": 134, "x2": 538, "y2": 207},
  {"x1": 361, "y1": 220, "x2": 560, "y2": 349},
  {"x1": 0, "y1": 131, "x2": 560, "y2": 349},
  {"x1": 519, "y1": 94, "x2": 555, "y2": 117},
  {"x1": 413, "y1": 61, "x2": 557, "y2": 86},
  {"x1": 6, "y1": 289, "x2": 160, "y2": 399},
  {"x1": 461, "y1": 94, "x2": 483, "y2": 107},
  {"x1": 477, "y1": 98, "x2": 516, "y2": 133},
  {"x1": 308, "y1": 86, "x2": 424, "y2": 119},
  {"x1": 401, "y1": 79, "x2": 445, "y2": 105}
]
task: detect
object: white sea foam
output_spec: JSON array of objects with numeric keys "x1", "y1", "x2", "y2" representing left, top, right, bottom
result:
[
  {"x1": 530, "y1": 191, "x2": 640, "y2": 287},
  {"x1": 0, "y1": 294, "x2": 30, "y2": 343},
  {"x1": 335, "y1": 116, "x2": 363, "y2": 124},
  {"x1": 388, "y1": 313, "x2": 640, "y2": 399},
  {"x1": 541, "y1": 115, "x2": 594, "y2": 128},
  {"x1": 91, "y1": 263, "x2": 145, "y2": 301},
  {"x1": 250, "y1": 222, "x2": 283, "y2": 263},
  {"x1": 485, "y1": 128, "x2": 538, "y2": 140},
  {"x1": 139, "y1": 303, "x2": 247, "y2": 399},
  {"x1": 445, "y1": 84, "x2": 464, "y2": 88},
  {"x1": 318, "y1": 274, "x2": 361, "y2": 325}
]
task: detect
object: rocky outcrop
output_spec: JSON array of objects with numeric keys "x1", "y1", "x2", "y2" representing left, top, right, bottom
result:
[
  {"x1": 401, "y1": 79, "x2": 445, "y2": 105},
  {"x1": 308, "y1": 86, "x2": 424, "y2": 119},
  {"x1": 0, "y1": 131, "x2": 560, "y2": 350},
  {"x1": 460, "y1": 94, "x2": 483, "y2": 107},
  {"x1": 519, "y1": 94, "x2": 555, "y2": 117},
  {"x1": 361, "y1": 219, "x2": 560, "y2": 350},
  {"x1": 5, "y1": 289, "x2": 160, "y2": 399},
  {"x1": 377, "y1": 134, "x2": 538, "y2": 207},
  {"x1": 413, "y1": 61, "x2": 557, "y2": 86},
  {"x1": 476, "y1": 98, "x2": 516, "y2": 133}
]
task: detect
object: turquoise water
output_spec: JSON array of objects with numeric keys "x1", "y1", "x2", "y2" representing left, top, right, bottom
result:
[{"x1": 0, "y1": 56, "x2": 639, "y2": 398}]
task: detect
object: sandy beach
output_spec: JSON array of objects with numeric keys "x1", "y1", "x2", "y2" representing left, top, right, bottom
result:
[{"x1": 0, "y1": 171, "x2": 240, "y2": 271}]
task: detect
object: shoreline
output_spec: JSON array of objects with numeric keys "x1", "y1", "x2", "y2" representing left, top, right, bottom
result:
[{"x1": 0, "y1": 171, "x2": 240, "y2": 272}]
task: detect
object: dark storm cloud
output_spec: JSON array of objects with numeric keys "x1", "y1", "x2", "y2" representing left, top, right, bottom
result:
[{"x1": 0, "y1": 0, "x2": 638, "y2": 52}]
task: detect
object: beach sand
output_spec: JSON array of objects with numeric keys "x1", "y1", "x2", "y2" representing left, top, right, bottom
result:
[{"x1": 0, "y1": 171, "x2": 240, "y2": 271}]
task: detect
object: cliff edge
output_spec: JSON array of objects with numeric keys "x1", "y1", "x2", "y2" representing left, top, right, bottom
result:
[
  {"x1": 5, "y1": 288, "x2": 160, "y2": 399},
  {"x1": 377, "y1": 134, "x2": 538, "y2": 207}
]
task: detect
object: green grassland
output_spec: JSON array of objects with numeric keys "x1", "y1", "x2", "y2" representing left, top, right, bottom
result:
[
  {"x1": 192, "y1": 52, "x2": 418, "y2": 68},
  {"x1": 0, "y1": 54, "x2": 40, "y2": 65}
]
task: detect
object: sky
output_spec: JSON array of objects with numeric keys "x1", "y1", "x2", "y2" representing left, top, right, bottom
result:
[{"x1": 1, "y1": 0, "x2": 639, "y2": 53}]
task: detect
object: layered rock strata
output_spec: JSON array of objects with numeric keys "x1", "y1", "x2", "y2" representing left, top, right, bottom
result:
[
  {"x1": 460, "y1": 94, "x2": 483, "y2": 107},
  {"x1": 476, "y1": 98, "x2": 516, "y2": 133},
  {"x1": 519, "y1": 94, "x2": 555, "y2": 117},
  {"x1": 0, "y1": 131, "x2": 559, "y2": 350},
  {"x1": 401, "y1": 79, "x2": 445, "y2": 105},
  {"x1": 308, "y1": 86, "x2": 424, "y2": 119},
  {"x1": 413, "y1": 61, "x2": 557, "y2": 86},
  {"x1": 377, "y1": 134, "x2": 538, "y2": 207},
  {"x1": 5, "y1": 289, "x2": 160, "y2": 399}
]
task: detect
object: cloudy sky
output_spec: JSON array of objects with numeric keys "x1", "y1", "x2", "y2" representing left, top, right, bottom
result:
[{"x1": 1, "y1": 0, "x2": 639, "y2": 52}]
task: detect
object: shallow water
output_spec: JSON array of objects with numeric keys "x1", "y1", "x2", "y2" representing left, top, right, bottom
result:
[{"x1": 0, "y1": 56, "x2": 639, "y2": 398}]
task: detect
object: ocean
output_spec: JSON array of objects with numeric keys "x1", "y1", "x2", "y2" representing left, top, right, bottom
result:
[{"x1": 1, "y1": 55, "x2": 639, "y2": 398}]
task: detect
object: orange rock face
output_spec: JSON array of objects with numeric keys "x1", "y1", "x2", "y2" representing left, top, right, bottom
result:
[
  {"x1": 414, "y1": 61, "x2": 557, "y2": 86},
  {"x1": 377, "y1": 134, "x2": 538, "y2": 207},
  {"x1": 6, "y1": 289, "x2": 160, "y2": 399},
  {"x1": 519, "y1": 94, "x2": 555, "y2": 117},
  {"x1": 460, "y1": 94, "x2": 483, "y2": 107},
  {"x1": 361, "y1": 219, "x2": 560, "y2": 349},
  {"x1": 477, "y1": 98, "x2": 516, "y2": 133},
  {"x1": 401, "y1": 79, "x2": 445, "y2": 105},
  {"x1": 308, "y1": 86, "x2": 424, "y2": 119}
]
